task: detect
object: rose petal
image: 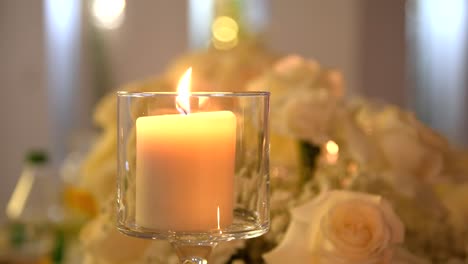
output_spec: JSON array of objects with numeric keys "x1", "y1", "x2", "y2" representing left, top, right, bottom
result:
[
  {"x1": 379, "y1": 199, "x2": 404, "y2": 243},
  {"x1": 322, "y1": 199, "x2": 393, "y2": 261},
  {"x1": 263, "y1": 219, "x2": 315, "y2": 264}
]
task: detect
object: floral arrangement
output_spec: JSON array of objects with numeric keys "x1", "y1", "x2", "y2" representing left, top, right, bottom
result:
[{"x1": 77, "y1": 45, "x2": 468, "y2": 264}]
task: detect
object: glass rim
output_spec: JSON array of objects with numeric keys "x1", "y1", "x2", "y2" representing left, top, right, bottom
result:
[{"x1": 116, "y1": 91, "x2": 270, "y2": 98}]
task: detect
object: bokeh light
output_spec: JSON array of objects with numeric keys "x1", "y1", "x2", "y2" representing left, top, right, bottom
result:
[
  {"x1": 91, "y1": 0, "x2": 126, "y2": 30},
  {"x1": 211, "y1": 16, "x2": 239, "y2": 50}
]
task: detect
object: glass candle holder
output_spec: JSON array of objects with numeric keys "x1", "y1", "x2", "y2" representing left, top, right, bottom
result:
[{"x1": 116, "y1": 91, "x2": 270, "y2": 263}]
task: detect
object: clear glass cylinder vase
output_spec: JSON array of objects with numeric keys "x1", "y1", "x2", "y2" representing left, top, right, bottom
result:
[{"x1": 116, "y1": 91, "x2": 270, "y2": 245}]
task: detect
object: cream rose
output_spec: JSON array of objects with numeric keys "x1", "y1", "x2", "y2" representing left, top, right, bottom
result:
[
  {"x1": 263, "y1": 190, "x2": 404, "y2": 264},
  {"x1": 247, "y1": 55, "x2": 344, "y2": 145},
  {"x1": 352, "y1": 101, "x2": 448, "y2": 182}
]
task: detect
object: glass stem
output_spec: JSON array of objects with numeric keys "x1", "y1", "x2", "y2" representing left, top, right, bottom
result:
[{"x1": 172, "y1": 242, "x2": 217, "y2": 264}]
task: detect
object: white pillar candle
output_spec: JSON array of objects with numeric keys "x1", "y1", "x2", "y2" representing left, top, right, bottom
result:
[{"x1": 135, "y1": 111, "x2": 236, "y2": 231}]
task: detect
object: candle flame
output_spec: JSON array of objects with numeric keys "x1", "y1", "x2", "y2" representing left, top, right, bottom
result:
[{"x1": 176, "y1": 67, "x2": 192, "y2": 115}]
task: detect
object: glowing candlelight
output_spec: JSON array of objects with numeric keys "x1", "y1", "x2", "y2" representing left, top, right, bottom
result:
[
  {"x1": 135, "y1": 68, "x2": 236, "y2": 231},
  {"x1": 175, "y1": 67, "x2": 192, "y2": 115},
  {"x1": 325, "y1": 140, "x2": 339, "y2": 164}
]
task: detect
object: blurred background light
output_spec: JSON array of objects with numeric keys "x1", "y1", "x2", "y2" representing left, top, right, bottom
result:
[
  {"x1": 422, "y1": 0, "x2": 466, "y2": 38},
  {"x1": 189, "y1": 0, "x2": 214, "y2": 49},
  {"x1": 91, "y1": 0, "x2": 126, "y2": 30},
  {"x1": 409, "y1": 0, "x2": 467, "y2": 146},
  {"x1": 44, "y1": 0, "x2": 82, "y2": 164},
  {"x1": 211, "y1": 16, "x2": 239, "y2": 50},
  {"x1": 44, "y1": 0, "x2": 78, "y2": 36}
]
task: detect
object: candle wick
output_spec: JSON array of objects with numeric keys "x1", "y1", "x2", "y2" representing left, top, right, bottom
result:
[{"x1": 176, "y1": 101, "x2": 189, "y2": 115}]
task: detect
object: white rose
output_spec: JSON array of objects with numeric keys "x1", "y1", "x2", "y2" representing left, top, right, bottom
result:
[
  {"x1": 264, "y1": 190, "x2": 404, "y2": 264},
  {"x1": 247, "y1": 55, "x2": 344, "y2": 145},
  {"x1": 80, "y1": 212, "x2": 151, "y2": 264},
  {"x1": 353, "y1": 102, "x2": 448, "y2": 182}
]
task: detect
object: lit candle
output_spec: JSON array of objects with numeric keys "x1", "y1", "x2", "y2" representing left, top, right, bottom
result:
[
  {"x1": 325, "y1": 140, "x2": 339, "y2": 164},
  {"x1": 135, "y1": 68, "x2": 236, "y2": 231}
]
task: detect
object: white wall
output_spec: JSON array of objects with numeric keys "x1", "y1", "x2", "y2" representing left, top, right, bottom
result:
[
  {"x1": 0, "y1": 1, "x2": 50, "y2": 221},
  {"x1": 100, "y1": 1, "x2": 188, "y2": 89},
  {"x1": 360, "y1": 0, "x2": 407, "y2": 106},
  {"x1": 268, "y1": 0, "x2": 365, "y2": 95}
]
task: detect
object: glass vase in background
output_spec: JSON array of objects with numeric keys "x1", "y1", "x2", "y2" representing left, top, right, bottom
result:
[{"x1": 2, "y1": 151, "x2": 61, "y2": 263}]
